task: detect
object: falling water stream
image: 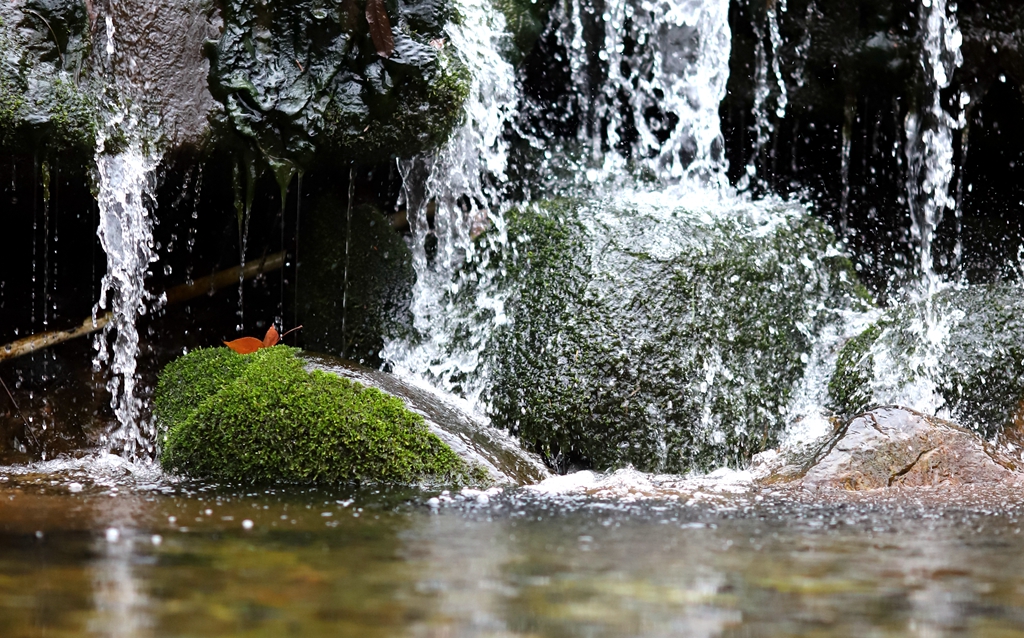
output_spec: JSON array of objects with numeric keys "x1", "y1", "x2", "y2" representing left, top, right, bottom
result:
[{"x1": 92, "y1": 13, "x2": 161, "y2": 461}]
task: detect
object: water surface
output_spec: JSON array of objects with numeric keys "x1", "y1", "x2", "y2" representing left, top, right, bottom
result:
[{"x1": 2, "y1": 459, "x2": 1024, "y2": 637}]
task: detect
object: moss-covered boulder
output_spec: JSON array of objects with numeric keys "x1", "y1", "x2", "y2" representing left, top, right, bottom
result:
[
  {"x1": 828, "y1": 283, "x2": 1024, "y2": 439},
  {"x1": 207, "y1": 0, "x2": 470, "y2": 171},
  {"x1": 449, "y1": 198, "x2": 872, "y2": 474},
  {"x1": 155, "y1": 346, "x2": 469, "y2": 484},
  {"x1": 299, "y1": 196, "x2": 414, "y2": 365},
  {"x1": 0, "y1": 2, "x2": 97, "y2": 158}
]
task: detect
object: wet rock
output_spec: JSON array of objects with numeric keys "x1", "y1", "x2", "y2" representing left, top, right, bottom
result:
[
  {"x1": 155, "y1": 346, "x2": 477, "y2": 485},
  {"x1": 491, "y1": 0, "x2": 553, "y2": 65},
  {"x1": 303, "y1": 352, "x2": 550, "y2": 485},
  {"x1": 207, "y1": 0, "x2": 470, "y2": 172},
  {"x1": 829, "y1": 283, "x2": 1024, "y2": 439},
  {"x1": 0, "y1": 0, "x2": 97, "y2": 158},
  {"x1": 298, "y1": 196, "x2": 414, "y2": 366},
  {"x1": 95, "y1": 0, "x2": 221, "y2": 150},
  {"x1": 761, "y1": 406, "x2": 1021, "y2": 490},
  {"x1": 454, "y1": 198, "x2": 872, "y2": 474}
]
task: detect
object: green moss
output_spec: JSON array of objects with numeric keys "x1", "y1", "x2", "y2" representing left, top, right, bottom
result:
[
  {"x1": 490, "y1": 0, "x2": 554, "y2": 64},
  {"x1": 828, "y1": 323, "x2": 883, "y2": 417},
  {"x1": 827, "y1": 284, "x2": 1024, "y2": 438},
  {"x1": 0, "y1": 4, "x2": 96, "y2": 159},
  {"x1": 154, "y1": 347, "x2": 252, "y2": 430},
  {"x1": 156, "y1": 346, "x2": 469, "y2": 484},
  {"x1": 444, "y1": 198, "x2": 872, "y2": 474}
]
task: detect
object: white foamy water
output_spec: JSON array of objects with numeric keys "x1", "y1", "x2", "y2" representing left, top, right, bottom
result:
[
  {"x1": 904, "y1": 0, "x2": 962, "y2": 292},
  {"x1": 94, "y1": 143, "x2": 159, "y2": 461},
  {"x1": 383, "y1": 0, "x2": 518, "y2": 405},
  {"x1": 92, "y1": 10, "x2": 165, "y2": 461}
]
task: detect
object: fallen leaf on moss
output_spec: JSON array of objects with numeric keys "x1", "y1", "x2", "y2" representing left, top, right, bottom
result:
[{"x1": 224, "y1": 325, "x2": 302, "y2": 354}]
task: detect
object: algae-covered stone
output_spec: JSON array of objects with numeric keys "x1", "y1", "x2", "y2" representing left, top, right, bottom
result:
[
  {"x1": 462, "y1": 198, "x2": 870, "y2": 474},
  {"x1": 828, "y1": 283, "x2": 1024, "y2": 439},
  {"x1": 0, "y1": 2, "x2": 97, "y2": 158},
  {"x1": 208, "y1": 0, "x2": 470, "y2": 170},
  {"x1": 491, "y1": 0, "x2": 553, "y2": 65},
  {"x1": 299, "y1": 196, "x2": 414, "y2": 364},
  {"x1": 155, "y1": 346, "x2": 469, "y2": 484}
]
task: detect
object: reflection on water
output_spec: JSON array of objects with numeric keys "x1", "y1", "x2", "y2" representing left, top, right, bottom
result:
[{"x1": 1, "y1": 461, "x2": 1024, "y2": 636}]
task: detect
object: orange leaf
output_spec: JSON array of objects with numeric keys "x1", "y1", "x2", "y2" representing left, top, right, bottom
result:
[
  {"x1": 263, "y1": 325, "x2": 280, "y2": 348},
  {"x1": 365, "y1": 0, "x2": 394, "y2": 58},
  {"x1": 224, "y1": 337, "x2": 265, "y2": 355}
]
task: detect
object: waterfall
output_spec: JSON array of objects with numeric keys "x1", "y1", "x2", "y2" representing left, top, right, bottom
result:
[
  {"x1": 559, "y1": 0, "x2": 732, "y2": 186},
  {"x1": 385, "y1": 0, "x2": 738, "y2": 408},
  {"x1": 904, "y1": 0, "x2": 963, "y2": 292},
  {"x1": 92, "y1": 12, "x2": 161, "y2": 460},
  {"x1": 93, "y1": 139, "x2": 158, "y2": 460},
  {"x1": 381, "y1": 0, "x2": 518, "y2": 404}
]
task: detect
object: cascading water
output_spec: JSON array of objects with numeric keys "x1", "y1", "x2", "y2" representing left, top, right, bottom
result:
[
  {"x1": 92, "y1": 13, "x2": 161, "y2": 460},
  {"x1": 904, "y1": 0, "x2": 963, "y2": 292},
  {"x1": 382, "y1": 0, "x2": 518, "y2": 404},
  {"x1": 557, "y1": 0, "x2": 732, "y2": 185},
  {"x1": 93, "y1": 131, "x2": 159, "y2": 460},
  {"x1": 850, "y1": 0, "x2": 966, "y2": 419}
]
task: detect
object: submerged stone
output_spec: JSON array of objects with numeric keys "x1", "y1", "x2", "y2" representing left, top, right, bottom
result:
[
  {"x1": 208, "y1": 0, "x2": 471, "y2": 169},
  {"x1": 828, "y1": 283, "x2": 1024, "y2": 439},
  {"x1": 456, "y1": 197, "x2": 871, "y2": 474},
  {"x1": 155, "y1": 346, "x2": 473, "y2": 485},
  {"x1": 757, "y1": 406, "x2": 1022, "y2": 490}
]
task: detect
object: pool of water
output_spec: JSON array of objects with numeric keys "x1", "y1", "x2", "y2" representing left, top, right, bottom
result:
[{"x1": 2, "y1": 457, "x2": 1024, "y2": 637}]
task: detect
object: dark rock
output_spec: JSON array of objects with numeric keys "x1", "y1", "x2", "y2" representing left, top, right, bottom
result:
[
  {"x1": 298, "y1": 195, "x2": 414, "y2": 366},
  {"x1": 207, "y1": 0, "x2": 470, "y2": 172},
  {"x1": 0, "y1": 1, "x2": 97, "y2": 159}
]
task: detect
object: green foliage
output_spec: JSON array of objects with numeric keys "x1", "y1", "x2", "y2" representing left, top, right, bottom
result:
[
  {"x1": 828, "y1": 284, "x2": 1024, "y2": 438},
  {"x1": 465, "y1": 199, "x2": 871, "y2": 473},
  {"x1": 299, "y1": 197, "x2": 415, "y2": 364},
  {"x1": 156, "y1": 347, "x2": 469, "y2": 484}
]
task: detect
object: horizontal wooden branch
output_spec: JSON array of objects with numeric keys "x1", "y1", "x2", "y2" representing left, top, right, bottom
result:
[{"x1": 0, "y1": 250, "x2": 287, "y2": 363}]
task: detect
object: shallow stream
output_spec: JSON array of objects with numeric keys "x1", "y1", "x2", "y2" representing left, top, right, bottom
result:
[{"x1": 3, "y1": 459, "x2": 1024, "y2": 637}]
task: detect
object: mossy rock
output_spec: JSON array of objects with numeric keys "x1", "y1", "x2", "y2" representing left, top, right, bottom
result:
[
  {"x1": 208, "y1": 0, "x2": 470, "y2": 171},
  {"x1": 447, "y1": 198, "x2": 871, "y2": 474},
  {"x1": 490, "y1": 0, "x2": 554, "y2": 65},
  {"x1": 828, "y1": 283, "x2": 1024, "y2": 439},
  {"x1": 0, "y1": 2, "x2": 97, "y2": 159},
  {"x1": 155, "y1": 346, "x2": 470, "y2": 484},
  {"x1": 299, "y1": 197, "x2": 415, "y2": 365}
]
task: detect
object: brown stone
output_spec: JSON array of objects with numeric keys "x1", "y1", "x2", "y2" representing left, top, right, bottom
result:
[{"x1": 772, "y1": 407, "x2": 1023, "y2": 490}]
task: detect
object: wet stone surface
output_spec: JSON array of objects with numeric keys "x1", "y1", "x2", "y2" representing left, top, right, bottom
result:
[{"x1": 759, "y1": 406, "x2": 1023, "y2": 491}]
